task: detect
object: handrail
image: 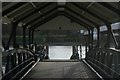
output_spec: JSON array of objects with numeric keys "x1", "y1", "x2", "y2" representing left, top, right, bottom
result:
[
  {"x1": 2, "y1": 48, "x2": 36, "y2": 80},
  {"x1": 3, "y1": 48, "x2": 34, "y2": 55},
  {"x1": 87, "y1": 48, "x2": 120, "y2": 79}
]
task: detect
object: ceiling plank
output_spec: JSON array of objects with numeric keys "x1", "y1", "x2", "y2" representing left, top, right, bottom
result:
[
  {"x1": 2, "y1": 2, "x2": 26, "y2": 16},
  {"x1": 32, "y1": 12, "x2": 59, "y2": 29},
  {"x1": 98, "y1": 2, "x2": 120, "y2": 16},
  {"x1": 26, "y1": 6, "x2": 59, "y2": 26},
  {"x1": 70, "y1": 2, "x2": 110, "y2": 24},
  {"x1": 15, "y1": 2, "x2": 53, "y2": 23},
  {"x1": 65, "y1": 6, "x2": 99, "y2": 27},
  {"x1": 64, "y1": 14, "x2": 89, "y2": 30},
  {"x1": 64, "y1": 12, "x2": 91, "y2": 30}
]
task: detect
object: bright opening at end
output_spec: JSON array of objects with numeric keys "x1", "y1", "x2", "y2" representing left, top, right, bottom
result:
[
  {"x1": 49, "y1": 46, "x2": 72, "y2": 60},
  {"x1": 49, "y1": 46, "x2": 86, "y2": 60}
]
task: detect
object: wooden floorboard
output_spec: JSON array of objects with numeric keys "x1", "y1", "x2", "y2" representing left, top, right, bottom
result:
[{"x1": 23, "y1": 61, "x2": 100, "y2": 79}]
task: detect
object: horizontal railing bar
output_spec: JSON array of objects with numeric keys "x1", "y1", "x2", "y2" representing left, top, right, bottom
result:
[
  {"x1": 89, "y1": 57, "x2": 120, "y2": 75},
  {"x1": 11, "y1": 61, "x2": 35, "y2": 79},
  {"x1": 2, "y1": 57, "x2": 34, "y2": 78}
]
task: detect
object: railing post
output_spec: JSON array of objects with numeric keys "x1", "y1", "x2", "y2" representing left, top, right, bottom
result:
[
  {"x1": 11, "y1": 55, "x2": 15, "y2": 69},
  {"x1": 18, "y1": 53, "x2": 21, "y2": 64},
  {"x1": 5, "y1": 55, "x2": 10, "y2": 73}
]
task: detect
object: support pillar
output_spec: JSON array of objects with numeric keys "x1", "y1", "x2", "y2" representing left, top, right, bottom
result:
[
  {"x1": 73, "y1": 46, "x2": 75, "y2": 55},
  {"x1": 2, "y1": 40, "x2": 7, "y2": 50},
  {"x1": 79, "y1": 44, "x2": 82, "y2": 59},
  {"x1": 45, "y1": 46, "x2": 49, "y2": 59},
  {"x1": 85, "y1": 43, "x2": 88, "y2": 60},
  {"x1": 106, "y1": 24, "x2": 119, "y2": 48},
  {"x1": 6, "y1": 25, "x2": 14, "y2": 50},
  {"x1": 97, "y1": 27, "x2": 100, "y2": 48},
  {"x1": 31, "y1": 29, "x2": 34, "y2": 50},
  {"x1": 71, "y1": 46, "x2": 79, "y2": 60},
  {"x1": 88, "y1": 29, "x2": 91, "y2": 51},
  {"x1": 118, "y1": 29, "x2": 120, "y2": 49},
  {"x1": 12, "y1": 22, "x2": 19, "y2": 48},
  {"x1": 23, "y1": 26, "x2": 27, "y2": 48},
  {"x1": 29, "y1": 28, "x2": 31, "y2": 49},
  {"x1": 91, "y1": 28, "x2": 94, "y2": 49},
  {"x1": 106, "y1": 25, "x2": 111, "y2": 48},
  {"x1": 31, "y1": 29, "x2": 34, "y2": 44}
]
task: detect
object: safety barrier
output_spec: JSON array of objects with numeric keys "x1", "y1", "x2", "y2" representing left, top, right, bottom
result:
[
  {"x1": 87, "y1": 48, "x2": 120, "y2": 79},
  {"x1": 2, "y1": 48, "x2": 37, "y2": 80}
]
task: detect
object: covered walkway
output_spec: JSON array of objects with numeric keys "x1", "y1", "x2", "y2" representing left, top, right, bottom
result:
[{"x1": 2, "y1": 1, "x2": 120, "y2": 80}]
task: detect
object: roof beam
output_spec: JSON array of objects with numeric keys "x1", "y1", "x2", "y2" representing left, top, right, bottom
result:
[
  {"x1": 2, "y1": 2, "x2": 26, "y2": 16},
  {"x1": 98, "y1": 2, "x2": 120, "y2": 16},
  {"x1": 64, "y1": 14, "x2": 89, "y2": 30},
  {"x1": 15, "y1": 2, "x2": 53, "y2": 23},
  {"x1": 65, "y1": 6, "x2": 99, "y2": 27},
  {"x1": 32, "y1": 12, "x2": 59, "y2": 29},
  {"x1": 26, "y1": 6, "x2": 59, "y2": 26},
  {"x1": 70, "y1": 2, "x2": 110, "y2": 24},
  {"x1": 64, "y1": 12, "x2": 91, "y2": 30}
]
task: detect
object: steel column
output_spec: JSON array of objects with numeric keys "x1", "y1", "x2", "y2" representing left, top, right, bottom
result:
[
  {"x1": 45, "y1": 46, "x2": 49, "y2": 59},
  {"x1": 12, "y1": 22, "x2": 19, "y2": 48},
  {"x1": 97, "y1": 27, "x2": 100, "y2": 48},
  {"x1": 88, "y1": 29, "x2": 91, "y2": 51},
  {"x1": 2, "y1": 40, "x2": 7, "y2": 50},
  {"x1": 29, "y1": 28, "x2": 31, "y2": 49},
  {"x1": 106, "y1": 24, "x2": 119, "y2": 48},
  {"x1": 46, "y1": 46, "x2": 49, "y2": 56},
  {"x1": 79, "y1": 45, "x2": 82, "y2": 59},
  {"x1": 106, "y1": 26, "x2": 111, "y2": 48},
  {"x1": 23, "y1": 26, "x2": 27, "y2": 48},
  {"x1": 85, "y1": 43, "x2": 88, "y2": 60},
  {"x1": 31, "y1": 29, "x2": 34, "y2": 44},
  {"x1": 91, "y1": 28, "x2": 94, "y2": 49},
  {"x1": 13, "y1": 27, "x2": 16, "y2": 48},
  {"x1": 6, "y1": 26, "x2": 14, "y2": 50},
  {"x1": 73, "y1": 46, "x2": 75, "y2": 55}
]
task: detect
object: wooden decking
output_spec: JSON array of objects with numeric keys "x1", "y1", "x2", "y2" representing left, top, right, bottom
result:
[{"x1": 23, "y1": 61, "x2": 100, "y2": 80}]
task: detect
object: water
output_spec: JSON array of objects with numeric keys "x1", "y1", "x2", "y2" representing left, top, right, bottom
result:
[{"x1": 49, "y1": 46, "x2": 86, "y2": 59}]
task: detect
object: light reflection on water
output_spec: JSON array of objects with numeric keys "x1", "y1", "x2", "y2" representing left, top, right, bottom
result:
[{"x1": 49, "y1": 46, "x2": 86, "y2": 59}]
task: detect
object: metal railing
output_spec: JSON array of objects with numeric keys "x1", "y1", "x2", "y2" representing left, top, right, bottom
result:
[
  {"x1": 87, "y1": 48, "x2": 120, "y2": 79},
  {"x1": 2, "y1": 48, "x2": 38, "y2": 80},
  {"x1": 36, "y1": 45, "x2": 49, "y2": 61}
]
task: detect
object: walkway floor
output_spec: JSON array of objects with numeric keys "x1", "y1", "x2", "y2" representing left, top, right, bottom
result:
[{"x1": 23, "y1": 60, "x2": 100, "y2": 80}]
